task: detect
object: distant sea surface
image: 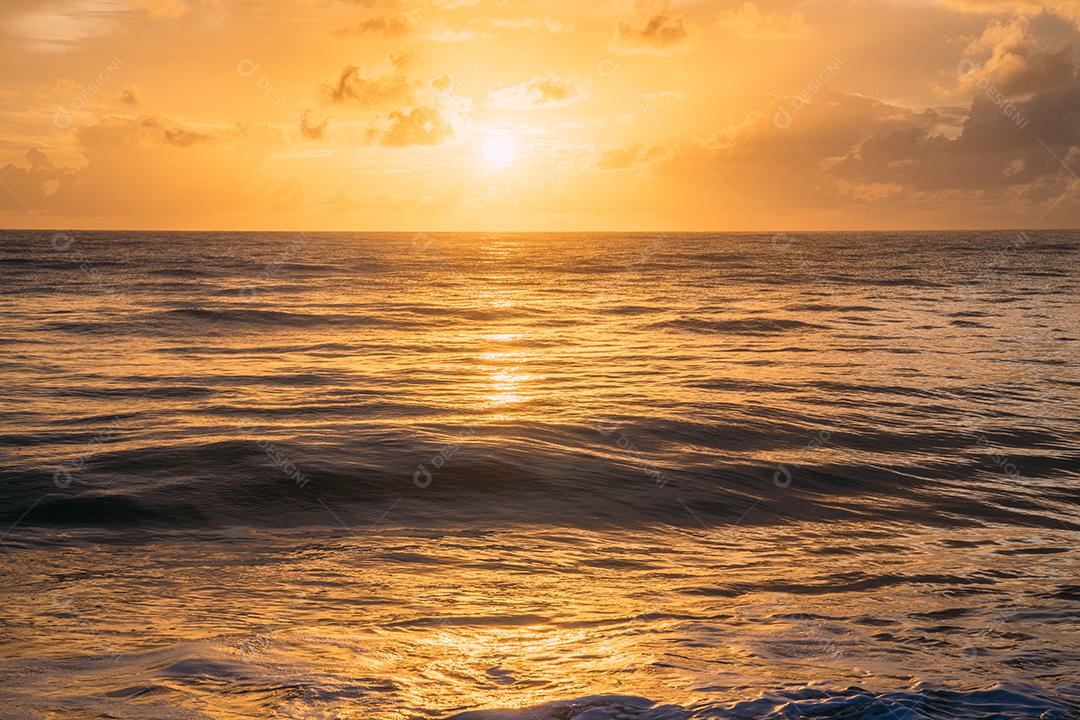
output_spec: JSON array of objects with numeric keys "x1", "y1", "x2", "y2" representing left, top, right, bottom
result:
[{"x1": 0, "y1": 230, "x2": 1078, "y2": 719}]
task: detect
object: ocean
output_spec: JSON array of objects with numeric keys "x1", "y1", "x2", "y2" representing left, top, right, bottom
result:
[{"x1": 0, "y1": 230, "x2": 1077, "y2": 719}]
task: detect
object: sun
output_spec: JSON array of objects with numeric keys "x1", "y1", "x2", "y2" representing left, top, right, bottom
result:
[{"x1": 482, "y1": 136, "x2": 518, "y2": 168}]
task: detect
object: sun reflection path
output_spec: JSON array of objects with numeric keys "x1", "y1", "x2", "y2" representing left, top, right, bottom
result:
[
  {"x1": 403, "y1": 622, "x2": 621, "y2": 713},
  {"x1": 487, "y1": 364, "x2": 535, "y2": 408}
]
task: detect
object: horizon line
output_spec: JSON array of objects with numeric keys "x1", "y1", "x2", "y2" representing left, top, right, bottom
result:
[{"x1": 1, "y1": 227, "x2": 1075, "y2": 235}]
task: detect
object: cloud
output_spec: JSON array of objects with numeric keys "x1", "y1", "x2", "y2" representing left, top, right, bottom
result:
[
  {"x1": 422, "y1": 26, "x2": 494, "y2": 42},
  {"x1": 300, "y1": 110, "x2": 328, "y2": 140},
  {"x1": 979, "y1": 44, "x2": 1075, "y2": 95},
  {"x1": 6, "y1": 1, "x2": 121, "y2": 53},
  {"x1": 117, "y1": 85, "x2": 142, "y2": 106},
  {"x1": 375, "y1": 106, "x2": 458, "y2": 146},
  {"x1": 368, "y1": 74, "x2": 472, "y2": 147},
  {"x1": 957, "y1": 18, "x2": 1077, "y2": 97},
  {"x1": 823, "y1": 90, "x2": 1080, "y2": 194},
  {"x1": 488, "y1": 73, "x2": 587, "y2": 110},
  {"x1": 595, "y1": 143, "x2": 671, "y2": 170},
  {"x1": 123, "y1": 0, "x2": 189, "y2": 17},
  {"x1": 0, "y1": 148, "x2": 75, "y2": 213},
  {"x1": 325, "y1": 52, "x2": 413, "y2": 105},
  {"x1": 717, "y1": 2, "x2": 812, "y2": 40},
  {"x1": 938, "y1": 0, "x2": 1080, "y2": 18},
  {"x1": 0, "y1": 115, "x2": 287, "y2": 221},
  {"x1": 122, "y1": 115, "x2": 215, "y2": 147},
  {"x1": 656, "y1": 85, "x2": 1080, "y2": 220},
  {"x1": 611, "y1": 0, "x2": 696, "y2": 55},
  {"x1": 488, "y1": 16, "x2": 573, "y2": 33},
  {"x1": 335, "y1": 14, "x2": 412, "y2": 37}
]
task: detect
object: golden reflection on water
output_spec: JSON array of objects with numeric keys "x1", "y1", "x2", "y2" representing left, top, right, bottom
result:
[
  {"x1": 482, "y1": 333, "x2": 525, "y2": 343},
  {"x1": 486, "y1": 367, "x2": 536, "y2": 408},
  {"x1": 3, "y1": 234, "x2": 1078, "y2": 718},
  {"x1": 3, "y1": 522, "x2": 1076, "y2": 719}
]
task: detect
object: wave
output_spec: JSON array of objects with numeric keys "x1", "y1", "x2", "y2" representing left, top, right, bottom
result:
[
  {"x1": 3, "y1": 429, "x2": 1077, "y2": 531},
  {"x1": 648, "y1": 318, "x2": 826, "y2": 334},
  {"x1": 444, "y1": 684, "x2": 1079, "y2": 719},
  {"x1": 36, "y1": 307, "x2": 417, "y2": 335},
  {"x1": 158, "y1": 307, "x2": 407, "y2": 329},
  {"x1": 2, "y1": 229, "x2": 1078, "y2": 537}
]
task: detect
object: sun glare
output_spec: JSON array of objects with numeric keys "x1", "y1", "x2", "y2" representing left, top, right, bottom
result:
[{"x1": 482, "y1": 136, "x2": 518, "y2": 168}]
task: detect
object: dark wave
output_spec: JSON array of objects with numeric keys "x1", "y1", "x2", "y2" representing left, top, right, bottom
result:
[
  {"x1": 158, "y1": 307, "x2": 408, "y2": 328},
  {"x1": 649, "y1": 317, "x2": 827, "y2": 334},
  {"x1": 443, "y1": 684, "x2": 1080, "y2": 719},
  {"x1": 2, "y1": 229, "x2": 1078, "y2": 536},
  {"x1": 3, "y1": 431, "x2": 1077, "y2": 531}
]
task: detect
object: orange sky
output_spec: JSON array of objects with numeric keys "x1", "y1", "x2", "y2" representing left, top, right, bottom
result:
[{"x1": 2, "y1": 0, "x2": 1080, "y2": 231}]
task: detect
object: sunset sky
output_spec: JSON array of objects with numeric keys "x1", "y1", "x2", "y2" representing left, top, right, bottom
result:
[{"x1": 3, "y1": 0, "x2": 1080, "y2": 230}]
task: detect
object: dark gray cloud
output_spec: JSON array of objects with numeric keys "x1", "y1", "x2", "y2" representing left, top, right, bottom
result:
[{"x1": 648, "y1": 85, "x2": 1080, "y2": 220}]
